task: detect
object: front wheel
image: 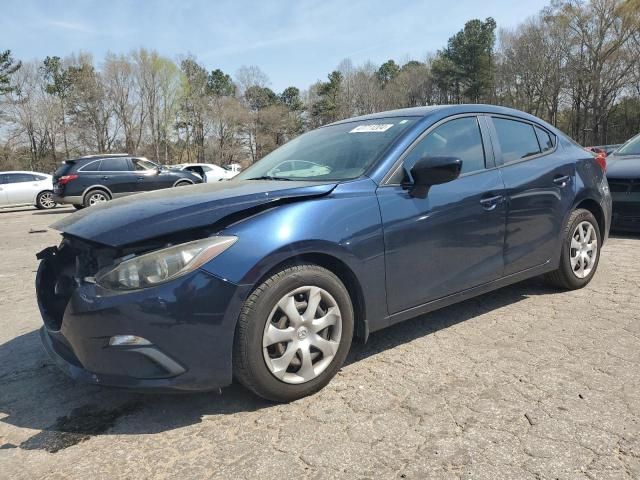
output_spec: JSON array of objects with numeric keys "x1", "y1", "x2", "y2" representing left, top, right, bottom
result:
[
  {"x1": 233, "y1": 264, "x2": 354, "y2": 402},
  {"x1": 174, "y1": 181, "x2": 192, "y2": 187},
  {"x1": 35, "y1": 190, "x2": 56, "y2": 210},
  {"x1": 545, "y1": 208, "x2": 601, "y2": 290}
]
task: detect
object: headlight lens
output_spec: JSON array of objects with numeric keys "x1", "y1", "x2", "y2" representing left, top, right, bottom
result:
[{"x1": 96, "y1": 236, "x2": 237, "y2": 291}]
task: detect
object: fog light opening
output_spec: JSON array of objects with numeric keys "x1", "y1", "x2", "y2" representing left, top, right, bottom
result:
[{"x1": 108, "y1": 335, "x2": 152, "y2": 346}]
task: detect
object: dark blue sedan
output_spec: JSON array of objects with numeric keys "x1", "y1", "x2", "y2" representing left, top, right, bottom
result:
[{"x1": 36, "y1": 105, "x2": 611, "y2": 401}]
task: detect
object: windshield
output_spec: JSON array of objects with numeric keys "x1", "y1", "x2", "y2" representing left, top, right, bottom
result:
[
  {"x1": 616, "y1": 134, "x2": 640, "y2": 156},
  {"x1": 236, "y1": 117, "x2": 418, "y2": 181}
]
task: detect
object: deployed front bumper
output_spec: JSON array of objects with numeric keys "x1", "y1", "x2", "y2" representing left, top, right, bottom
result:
[{"x1": 36, "y1": 245, "x2": 250, "y2": 392}]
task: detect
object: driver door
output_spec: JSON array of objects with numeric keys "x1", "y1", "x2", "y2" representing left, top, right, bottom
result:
[
  {"x1": 132, "y1": 158, "x2": 171, "y2": 191},
  {"x1": 377, "y1": 115, "x2": 507, "y2": 315}
]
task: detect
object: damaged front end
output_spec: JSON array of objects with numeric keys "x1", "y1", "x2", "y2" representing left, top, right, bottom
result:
[{"x1": 35, "y1": 234, "x2": 248, "y2": 391}]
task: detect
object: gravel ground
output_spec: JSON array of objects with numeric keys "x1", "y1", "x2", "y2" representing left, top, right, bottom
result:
[{"x1": 0, "y1": 205, "x2": 639, "y2": 479}]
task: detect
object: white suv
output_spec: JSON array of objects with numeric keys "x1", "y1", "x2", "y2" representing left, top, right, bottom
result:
[{"x1": 0, "y1": 171, "x2": 57, "y2": 209}]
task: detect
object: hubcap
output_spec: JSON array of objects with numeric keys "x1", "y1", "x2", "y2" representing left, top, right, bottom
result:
[
  {"x1": 262, "y1": 286, "x2": 342, "y2": 384},
  {"x1": 89, "y1": 193, "x2": 107, "y2": 206},
  {"x1": 570, "y1": 221, "x2": 598, "y2": 279},
  {"x1": 40, "y1": 192, "x2": 55, "y2": 208}
]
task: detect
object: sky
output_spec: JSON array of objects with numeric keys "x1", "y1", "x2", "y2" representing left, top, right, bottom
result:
[{"x1": 2, "y1": 0, "x2": 550, "y2": 92}]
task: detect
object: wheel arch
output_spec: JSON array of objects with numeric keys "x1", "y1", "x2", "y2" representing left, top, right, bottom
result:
[
  {"x1": 574, "y1": 198, "x2": 606, "y2": 245},
  {"x1": 246, "y1": 252, "x2": 369, "y2": 342},
  {"x1": 82, "y1": 184, "x2": 113, "y2": 199}
]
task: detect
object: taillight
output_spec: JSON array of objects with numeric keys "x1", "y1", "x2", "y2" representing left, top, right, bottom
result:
[
  {"x1": 58, "y1": 174, "x2": 78, "y2": 185},
  {"x1": 594, "y1": 152, "x2": 606, "y2": 171}
]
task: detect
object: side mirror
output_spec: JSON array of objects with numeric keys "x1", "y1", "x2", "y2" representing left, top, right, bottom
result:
[{"x1": 407, "y1": 156, "x2": 462, "y2": 198}]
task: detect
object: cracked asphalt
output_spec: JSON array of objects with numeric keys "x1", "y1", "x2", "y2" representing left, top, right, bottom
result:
[{"x1": 1, "y1": 206, "x2": 639, "y2": 479}]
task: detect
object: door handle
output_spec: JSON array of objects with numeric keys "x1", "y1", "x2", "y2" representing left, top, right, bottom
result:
[
  {"x1": 480, "y1": 194, "x2": 504, "y2": 211},
  {"x1": 102, "y1": 176, "x2": 110, "y2": 180},
  {"x1": 553, "y1": 175, "x2": 571, "y2": 187},
  {"x1": 137, "y1": 176, "x2": 144, "y2": 180}
]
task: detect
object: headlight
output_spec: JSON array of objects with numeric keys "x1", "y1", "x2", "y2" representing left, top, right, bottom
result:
[{"x1": 96, "y1": 236, "x2": 237, "y2": 291}]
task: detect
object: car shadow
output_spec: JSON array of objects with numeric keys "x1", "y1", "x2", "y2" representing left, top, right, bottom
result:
[{"x1": 0, "y1": 277, "x2": 558, "y2": 451}]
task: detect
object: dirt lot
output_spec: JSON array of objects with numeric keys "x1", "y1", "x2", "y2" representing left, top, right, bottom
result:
[{"x1": 0, "y1": 206, "x2": 639, "y2": 479}]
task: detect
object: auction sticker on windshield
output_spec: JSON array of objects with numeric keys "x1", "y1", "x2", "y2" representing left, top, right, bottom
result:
[{"x1": 350, "y1": 124, "x2": 394, "y2": 133}]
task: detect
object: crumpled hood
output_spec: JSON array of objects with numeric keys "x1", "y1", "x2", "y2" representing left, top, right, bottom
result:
[
  {"x1": 53, "y1": 180, "x2": 337, "y2": 247},
  {"x1": 606, "y1": 154, "x2": 640, "y2": 179}
]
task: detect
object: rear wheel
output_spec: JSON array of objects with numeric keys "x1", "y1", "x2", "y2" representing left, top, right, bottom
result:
[
  {"x1": 73, "y1": 204, "x2": 84, "y2": 210},
  {"x1": 233, "y1": 264, "x2": 354, "y2": 402},
  {"x1": 174, "y1": 180, "x2": 192, "y2": 187},
  {"x1": 35, "y1": 191, "x2": 56, "y2": 210},
  {"x1": 83, "y1": 189, "x2": 111, "y2": 208},
  {"x1": 545, "y1": 208, "x2": 601, "y2": 289}
]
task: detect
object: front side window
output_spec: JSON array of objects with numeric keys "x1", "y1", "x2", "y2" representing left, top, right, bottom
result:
[
  {"x1": 100, "y1": 158, "x2": 130, "y2": 171},
  {"x1": 493, "y1": 118, "x2": 541, "y2": 162},
  {"x1": 403, "y1": 116, "x2": 486, "y2": 177},
  {"x1": 616, "y1": 133, "x2": 640, "y2": 156},
  {"x1": 4, "y1": 173, "x2": 34, "y2": 184},
  {"x1": 236, "y1": 116, "x2": 418, "y2": 181},
  {"x1": 133, "y1": 158, "x2": 158, "y2": 171}
]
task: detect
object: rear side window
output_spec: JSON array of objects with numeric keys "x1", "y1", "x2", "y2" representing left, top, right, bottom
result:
[
  {"x1": 33, "y1": 174, "x2": 47, "y2": 180},
  {"x1": 100, "y1": 158, "x2": 130, "y2": 171},
  {"x1": 492, "y1": 118, "x2": 541, "y2": 162},
  {"x1": 534, "y1": 126, "x2": 555, "y2": 153},
  {"x1": 404, "y1": 116, "x2": 486, "y2": 175},
  {"x1": 80, "y1": 160, "x2": 102, "y2": 172}
]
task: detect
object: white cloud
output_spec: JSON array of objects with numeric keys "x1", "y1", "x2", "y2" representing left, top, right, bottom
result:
[{"x1": 46, "y1": 20, "x2": 95, "y2": 34}]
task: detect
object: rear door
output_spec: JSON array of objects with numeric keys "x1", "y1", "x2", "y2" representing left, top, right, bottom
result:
[
  {"x1": 488, "y1": 116, "x2": 576, "y2": 275},
  {"x1": 98, "y1": 157, "x2": 136, "y2": 196}
]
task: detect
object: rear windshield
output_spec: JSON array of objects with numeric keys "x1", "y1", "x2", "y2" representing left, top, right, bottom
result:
[{"x1": 54, "y1": 162, "x2": 74, "y2": 177}]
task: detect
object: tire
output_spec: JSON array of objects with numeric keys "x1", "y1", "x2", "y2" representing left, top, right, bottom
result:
[
  {"x1": 83, "y1": 189, "x2": 111, "y2": 208},
  {"x1": 233, "y1": 264, "x2": 354, "y2": 402},
  {"x1": 174, "y1": 181, "x2": 192, "y2": 187},
  {"x1": 35, "y1": 190, "x2": 56, "y2": 210},
  {"x1": 73, "y1": 205, "x2": 85, "y2": 210},
  {"x1": 544, "y1": 208, "x2": 601, "y2": 290}
]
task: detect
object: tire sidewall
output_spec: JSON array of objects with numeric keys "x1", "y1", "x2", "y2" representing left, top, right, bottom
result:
[
  {"x1": 239, "y1": 267, "x2": 354, "y2": 401},
  {"x1": 36, "y1": 190, "x2": 55, "y2": 210},
  {"x1": 83, "y1": 189, "x2": 110, "y2": 208},
  {"x1": 560, "y1": 209, "x2": 601, "y2": 288}
]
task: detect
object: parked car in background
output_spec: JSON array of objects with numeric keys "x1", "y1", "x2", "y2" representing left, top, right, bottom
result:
[
  {"x1": 171, "y1": 163, "x2": 240, "y2": 182},
  {"x1": 0, "y1": 171, "x2": 56, "y2": 210},
  {"x1": 606, "y1": 133, "x2": 640, "y2": 232},
  {"x1": 53, "y1": 154, "x2": 202, "y2": 208},
  {"x1": 586, "y1": 144, "x2": 622, "y2": 156},
  {"x1": 37, "y1": 105, "x2": 610, "y2": 402}
]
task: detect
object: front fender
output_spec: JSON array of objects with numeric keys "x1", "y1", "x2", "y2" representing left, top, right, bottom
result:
[{"x1": 199, "y1": 178, "x2": 389, "y2": 331}]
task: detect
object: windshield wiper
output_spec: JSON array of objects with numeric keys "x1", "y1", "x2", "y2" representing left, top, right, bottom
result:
[{"x1": 247, "y1": 175, "x2": 293, "y2": 181}]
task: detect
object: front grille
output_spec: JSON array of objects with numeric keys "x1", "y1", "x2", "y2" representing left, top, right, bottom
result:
[{"x1": 37, "y1": 237, "x2": 115, "y2": 331}]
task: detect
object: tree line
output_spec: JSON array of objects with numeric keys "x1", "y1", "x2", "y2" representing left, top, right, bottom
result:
[{"x1": 1, "y1": 0, "x2": 639, "y2": 173}]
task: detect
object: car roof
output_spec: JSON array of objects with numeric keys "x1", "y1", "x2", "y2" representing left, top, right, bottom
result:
[{"x1": 327, "y1": 104, "x2": 553, "y2": 127}]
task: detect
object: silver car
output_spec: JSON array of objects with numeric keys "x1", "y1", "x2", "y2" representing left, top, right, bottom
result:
[{"x1": 0, "y1": 171, "x2": 57, "y2": 210}]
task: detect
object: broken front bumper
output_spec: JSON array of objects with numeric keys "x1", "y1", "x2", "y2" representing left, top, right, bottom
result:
[{"x1": 36, "y1": 243, "x2": 250, "y2": 392}]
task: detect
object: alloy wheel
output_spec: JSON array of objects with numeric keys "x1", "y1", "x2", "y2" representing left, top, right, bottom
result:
[
  {"x1": 262, "y1": 286, "x2": 342, "y2": 384},
  {"x1": 88, "y1": 192, "x2": 108, "y2": 206},
  {"x1": 39, "y1": 192, "x2": 56, "y2": 209},
  {"x1": 570, "y1": 221, "x2": 598, "y2": 279}
]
